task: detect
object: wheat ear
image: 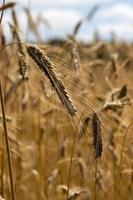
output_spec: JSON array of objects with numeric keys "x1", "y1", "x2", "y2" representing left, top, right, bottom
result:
[
  {"x1": 92, "y1": 111, "x2": 103, "y2": 158},
  {"x1": 27, "y1": 45, "x2": 77, "y2": 116}
]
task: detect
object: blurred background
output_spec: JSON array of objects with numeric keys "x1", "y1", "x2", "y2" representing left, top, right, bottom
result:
[
  {"x1": 0, "y1": 1, "x2": 133, "y2": 200},
  {"x1": 2, "y1": 0, "x2": 133, "y2": 42}
]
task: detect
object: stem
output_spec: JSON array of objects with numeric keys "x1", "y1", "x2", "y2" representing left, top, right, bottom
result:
[
  {"x1": 94, "y1": 160, "x2": 97, "y2": 200},
  {"x1": 0, "y1": 145, "x2": 4, "y2": 197},
  {"x1": 0, "y1": 0, "x2": 5, "y2": 24},
  {"x1": 119, "y1": 122, "x2": 133, "y2": 169},
  {"x1": 66, "y1": 129, "x2": 77, "y2": 200},
  {"x1": 0, "y1": 81, "x2": 16, "y2": 200},
  {"x1": 66, "y1": 110, "x2": 91, "y2": 199},
  {"x1": 102, "y1": 185, "x2": 113, "y2": 200},
  {"x1": 0, "y1": 41, "x2": 27, "y2": 53}
]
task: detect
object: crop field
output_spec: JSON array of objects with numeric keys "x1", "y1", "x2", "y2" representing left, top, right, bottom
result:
[{"x1": 0, "y1": 1, "x2": 133, "y2": 200}]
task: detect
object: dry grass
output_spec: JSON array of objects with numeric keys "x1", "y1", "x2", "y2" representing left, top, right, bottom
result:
[{"x1": 0, "y1": 2, "x2": 133, "y2": 200}]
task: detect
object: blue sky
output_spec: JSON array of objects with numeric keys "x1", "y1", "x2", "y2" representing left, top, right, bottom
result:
[{"x1": 2, "y1": 0, "x2": 133, "y2": 42}]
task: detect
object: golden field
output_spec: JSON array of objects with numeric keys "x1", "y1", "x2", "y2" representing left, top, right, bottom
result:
[{"x1": 0, "y1": 2, "x2": 133, "y2": 200}]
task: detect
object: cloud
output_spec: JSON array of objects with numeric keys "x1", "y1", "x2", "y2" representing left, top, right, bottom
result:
[
  {"x1": 44, "y1": 9, "x2": 82, "y2": 30},
  {"x1": 21, "y1": 0, "x2": 114, "y2": 7},
  {"x1": 3, "y1": 0, "x2": 133, "y2": 42},
  {"x1": 95, "y1": 3, "x2": 133, "y2": 40},
  {"x1": 100, "y1": 3, "x2": 133, "y2": 20},
  {"x1": 97, "y1": 22, "x2": 133, "y2": 40}
]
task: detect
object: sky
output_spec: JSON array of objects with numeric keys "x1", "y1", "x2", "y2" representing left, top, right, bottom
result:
[{"x1": 2, "y1": 0, "x2": 133, "y2": 42}]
